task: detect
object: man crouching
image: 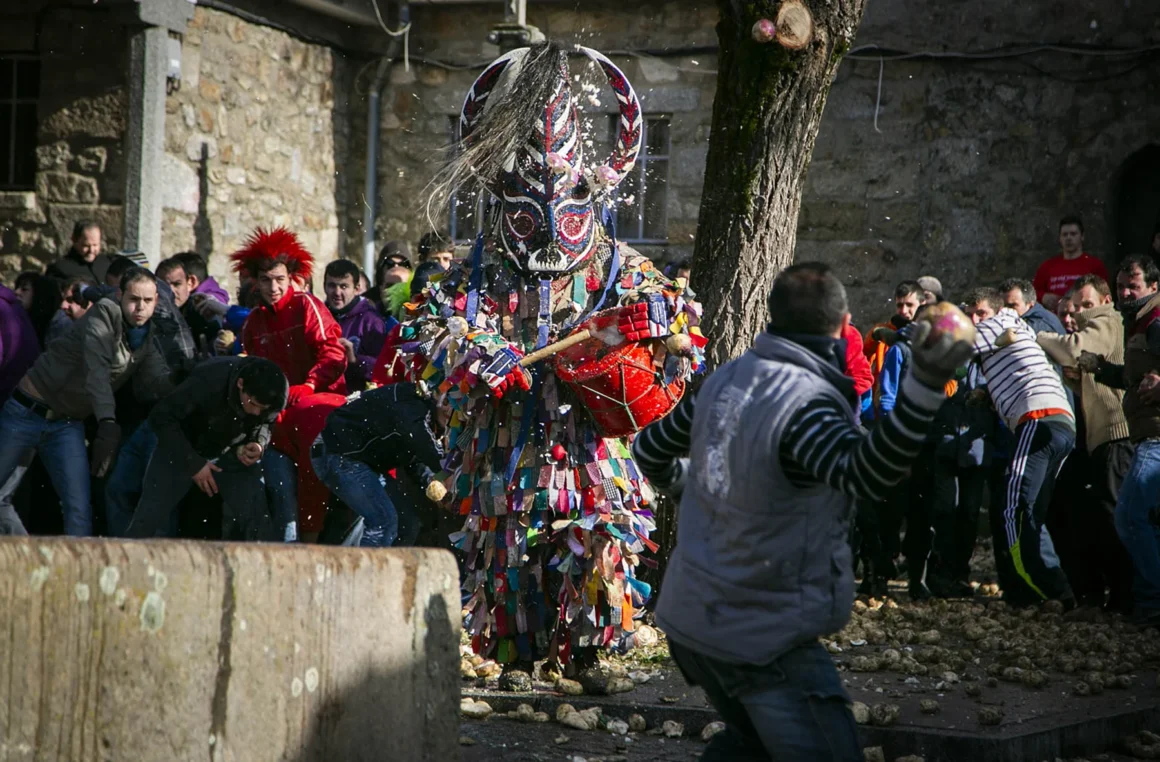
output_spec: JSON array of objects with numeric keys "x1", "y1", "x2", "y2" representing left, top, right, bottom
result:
[{"x1": 122, "y1": 356, "x2": 288, "y2": 540}]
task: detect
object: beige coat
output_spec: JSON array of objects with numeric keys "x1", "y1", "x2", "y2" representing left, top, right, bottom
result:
[
  {"x1": 1036, "y1": 302, "x2": 1129, "y2": 452},
  {"x1": 24, "y1": 299, "x2": 173, "y2": 421}
]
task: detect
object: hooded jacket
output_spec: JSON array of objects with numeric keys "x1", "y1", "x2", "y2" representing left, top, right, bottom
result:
[
  {"x1": 1036, "y1": 302, "x2": 1129, "y2": 452},
  {"x1": 321, "y1": 382, "x2": 443, "y2": 478},
  {"x1": 23, "y1": 298, "x2": 172, "y2": 421},
  {"x1": 148, "y1": 356, "x2": 288, "y2": 477},
  {"x1": 330, "y1": 296, "x2": 387, "y2": 391},
  {"x1": 193, "y1": 276, "x2": 230, "y2": 305},
  {"x1": 241, "y1": 286, "x2": 347, "y2": 395},
  {"x1": 0, "y1": 285, "x2": 39, "y2": 403},
  {"x1": 1095, "y1": 291, "x2": 1160, "y2": 443}
]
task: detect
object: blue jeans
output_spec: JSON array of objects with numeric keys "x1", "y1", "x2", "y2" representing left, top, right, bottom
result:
[
  {"x1": 0, "y1": 397, "x2": 91, "y2": 535},
  {"x1": 261, "y1": 447, "x2": 299, "y2": 541},
  {"x1": 105, "y1": 422, "x2": 161, "y2": 537},
  {"x1": 310, "y1": 441, "x2": 402, "y2": 548},
  {"x1": 1114, "y1": 438, "x2": 1160, "y2": 614},
  {"x1": 669, "y1": 639, "x2": 861, "y2": 762}
]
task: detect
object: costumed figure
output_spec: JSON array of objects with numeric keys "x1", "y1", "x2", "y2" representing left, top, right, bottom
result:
[
  {"x1": 230, "y1": 228, "x2": 348, "y2": 540},
  {"x1": 377, "y1": 42, "x2": 707, "y2": 689}
]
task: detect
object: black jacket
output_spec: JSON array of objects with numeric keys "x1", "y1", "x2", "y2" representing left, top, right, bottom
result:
[
  {"x1": 148, "y1": 357, "x2": 287, "y2": 477},
  {"x1": 321, "y1": 383, "x2": 443, "y2": 479},
  {"x1": 46, "y1": 250, "x2": 111, "y2": 284}
]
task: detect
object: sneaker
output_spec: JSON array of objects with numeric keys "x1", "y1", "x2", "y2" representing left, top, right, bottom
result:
[
  {"x1": 908, "y1": 577, "x2": 933, "y2": 602},
  {"x1": 929, "y1": 577, "x2": 975, "y2": 599}
]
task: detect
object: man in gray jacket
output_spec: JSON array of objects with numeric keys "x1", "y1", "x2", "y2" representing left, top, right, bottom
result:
[
  {"x1": 0, "y1": 267, "x2": 172, "y2": 535},
  {"x1": 633, "y1": 263, "x2": 972, "y2": 761}
]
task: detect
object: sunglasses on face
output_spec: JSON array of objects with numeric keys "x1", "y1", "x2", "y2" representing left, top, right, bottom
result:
[{"x1": 384, "y1": 258, "x2": 411, "y2": 269}]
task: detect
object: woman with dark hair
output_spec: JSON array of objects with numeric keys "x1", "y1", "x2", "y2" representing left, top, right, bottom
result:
[{"x1": 13, "y1": 272, "x2": 64, "y2": 349}]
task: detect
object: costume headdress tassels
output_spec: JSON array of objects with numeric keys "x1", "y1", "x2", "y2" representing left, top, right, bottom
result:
[{"x1": 230, "y1": 226, "x2": 314, "y2": 281}]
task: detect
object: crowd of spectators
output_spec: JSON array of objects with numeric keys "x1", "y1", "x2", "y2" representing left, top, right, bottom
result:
[
  {"x1": 849, "y1": 213, "x2": 1160, "y2": 626},
  {"x1": 0, "y1": 220, "x2": 454, "y2": 546}
]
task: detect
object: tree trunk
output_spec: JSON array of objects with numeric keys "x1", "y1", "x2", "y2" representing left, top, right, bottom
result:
[{"x1": 693, "y1": 0, "x2": 868, "y2": 367}]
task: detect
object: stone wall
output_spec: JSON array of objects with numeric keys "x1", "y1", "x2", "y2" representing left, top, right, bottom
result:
[
  {"x1": 359, "y1": 0, "x2": 1160, "y2": 325},
  {"x1": 0, "y1": 5, "x2": 129, "y2": 280},
  {"x1": 357, "y1": 2, "x2": 719, "y2": 268},
  {"x1": 162, "y1": 7, "x2": 353, "y2": 292},
  {"x1": 797, "y1": 0, "x2": 1160, "y2": 322}
]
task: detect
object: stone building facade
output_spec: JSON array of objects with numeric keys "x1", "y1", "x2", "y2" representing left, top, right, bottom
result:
[
  {"x1": 373, "y1": 0, "x2": 1160, "y2": 321},
  {"x1": 0, "y1": 5, "x2": 132, "y2": 271},
  {"x1": 159, "y1": 9, "x2": 352, "y2": 282},
  {"x1": 0, "y1": 0, "x2": 359, "y2": 292},
  {"x1": 1, "y1": 0, "x2": 1158, "y2": 321}
]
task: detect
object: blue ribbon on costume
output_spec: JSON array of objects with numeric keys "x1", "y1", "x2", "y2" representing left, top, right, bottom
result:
[
  {"x1": 465, "y1": 231, "x2": 485, "y2": 328},
  {"x1": 537, "y1": 279, "x2": 552, "y2": 349},
  {"x1": 505, "y1": 370, "x2": 540, "y2": 484}
]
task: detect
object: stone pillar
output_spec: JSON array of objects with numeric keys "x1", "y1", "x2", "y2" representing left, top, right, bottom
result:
[
  {"x1": 0, "y1": 539, "x2": 461, "y2": 761},
  {"x1": 123, "y1": 25, "x2": 168, "y2": 266}
]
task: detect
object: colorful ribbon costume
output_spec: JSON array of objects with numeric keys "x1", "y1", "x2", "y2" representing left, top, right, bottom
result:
[{"x1": 384, "y1": 42, "x2": 707, "y2": 667}]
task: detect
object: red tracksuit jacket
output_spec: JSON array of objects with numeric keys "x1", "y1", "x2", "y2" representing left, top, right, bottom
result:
[{"x1": 242, "y1": 286, "x2": 347, "y2": 394}]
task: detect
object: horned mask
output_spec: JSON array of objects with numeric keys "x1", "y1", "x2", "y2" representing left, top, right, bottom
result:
[{"x1": 457, "y1": 42, "x2": 643, "y2": 275}]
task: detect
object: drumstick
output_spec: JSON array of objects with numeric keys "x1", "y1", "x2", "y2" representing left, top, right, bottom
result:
[{"x1": 519, "y1": 330, "x2": 592, "y2": 367}]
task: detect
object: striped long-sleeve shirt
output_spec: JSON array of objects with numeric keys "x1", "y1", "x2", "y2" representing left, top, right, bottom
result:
[
  {"x1": 973, "y1": 308, "x2": 1073, "y2": 430},
  {"x1": 632, "y1": 372, "x2": 945, "y2": 502}
]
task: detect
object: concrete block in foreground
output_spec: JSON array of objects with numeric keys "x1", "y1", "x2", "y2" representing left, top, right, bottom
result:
[{"x1": 0, "y1": 539, "x2": 460, "y2": 762}]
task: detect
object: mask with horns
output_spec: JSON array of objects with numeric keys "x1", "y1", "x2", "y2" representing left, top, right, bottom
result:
[{"x1": 448, "y1": 42, "x2": 642, "y2": 276}]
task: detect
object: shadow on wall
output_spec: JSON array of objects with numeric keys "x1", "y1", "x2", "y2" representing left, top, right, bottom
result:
[
  {"x1": 292, "y1": 592, "x2": 459, "y2": 762},
  {"x1": 195, "y1": 142, "x2": 214, "y2": 259},
  {"x1": 1112, "y1": 144, "x2": 1160, "y2": 263}
]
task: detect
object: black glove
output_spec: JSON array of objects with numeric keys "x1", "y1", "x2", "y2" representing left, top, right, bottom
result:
[
  {"x1": 908, "y1": 322, "x2": 977, "y2": 390},
  {"x1": 871, "y1": 327, "x2": 899, "y2": 345},
  {"x1": 90, "y1": 419, "x2": 122, "y2": 478},
  {"x1": 1077, "y1": 350, "x2": 1103, "y2": 374}
]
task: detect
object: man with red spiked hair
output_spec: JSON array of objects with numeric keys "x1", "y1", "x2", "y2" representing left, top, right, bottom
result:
[
  {"x1": 230, "y1": 227, "x2": 347, "y2": 401},
  {"x1": 231, "y1": 227, "x2": 347, "y2": 541}
]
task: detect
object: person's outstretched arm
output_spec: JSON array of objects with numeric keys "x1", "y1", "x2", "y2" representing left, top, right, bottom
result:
[{"x1": 631, "y1": 392, "x2": 696, "y2": 492}]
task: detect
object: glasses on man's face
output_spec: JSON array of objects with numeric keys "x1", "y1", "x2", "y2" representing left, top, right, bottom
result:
[{"x1": 384, "y1": 258, "x2": 411, "y2": 269}]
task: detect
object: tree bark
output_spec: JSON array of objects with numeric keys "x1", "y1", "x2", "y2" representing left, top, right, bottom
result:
[{"x1": 692, "y1": 0, "x2": 868, "y2": 367}]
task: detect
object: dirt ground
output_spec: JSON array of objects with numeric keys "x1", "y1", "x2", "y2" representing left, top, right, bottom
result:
[{"x1": 456, "y1": 548, "x2": 1160, "y2": 761}]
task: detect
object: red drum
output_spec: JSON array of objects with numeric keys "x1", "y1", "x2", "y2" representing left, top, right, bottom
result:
[{"x1": 553, "y1": 311, "x2": 685, "y2": 438}]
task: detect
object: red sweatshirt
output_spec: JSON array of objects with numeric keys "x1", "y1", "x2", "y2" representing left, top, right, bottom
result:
[
  {"x1": 843, "y1": 323, "x2": 874, "y2": 397},
  {"x1": 242, "y1": 286, "x2": 347, "y2": 395},
  {"x1": 1033, "y1": 252, "x2": 1109, "y2": 301}
]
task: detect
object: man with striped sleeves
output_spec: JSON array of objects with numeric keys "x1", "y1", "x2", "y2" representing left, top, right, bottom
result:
[{"x1": 965, "y1": 286, "x2": 1077, "y2": 609}]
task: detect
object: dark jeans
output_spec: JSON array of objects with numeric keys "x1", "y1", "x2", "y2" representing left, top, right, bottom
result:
[
  {"x1": 926, "y1": 461, "x2": 986, "y2": 586},
  {"x1": 669, "y1": 639, "x2": 861, "y2": 762},
  {"x1": 0, "y1": 397, "x2": 90, "y2": 535},
  {"x1": 261, "y1": 447, "x2": 299, "y2": 541},
  {"x1": 1065, "y1": 440, "x2": 1135, "y2": 609},
  {"x1": 989, "y1": 416, "x2": 1075, "y2": 606},
  {"x1": 310, "y1": 439, "x2": 413, "y2": 548},
  {"x1": 105, "y1": 422, "x2": 164, "y2": 537},
  {"x1": 1114, "y1": 438, "x2": 1160, "y2": 614},
  {"x1": 903, "y1": 446, "x2": 939, "y2": 582},
  {"x1": 125, "y1": 445, "x2": 275, "y2": 541},
  {"x1": 857, "y1": 482, "x2": 905, "y2": 579}
]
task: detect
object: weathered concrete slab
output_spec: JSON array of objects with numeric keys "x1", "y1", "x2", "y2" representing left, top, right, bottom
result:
[{"x1": 0, "y1": 539, "x2": 460, "y2": 761}]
